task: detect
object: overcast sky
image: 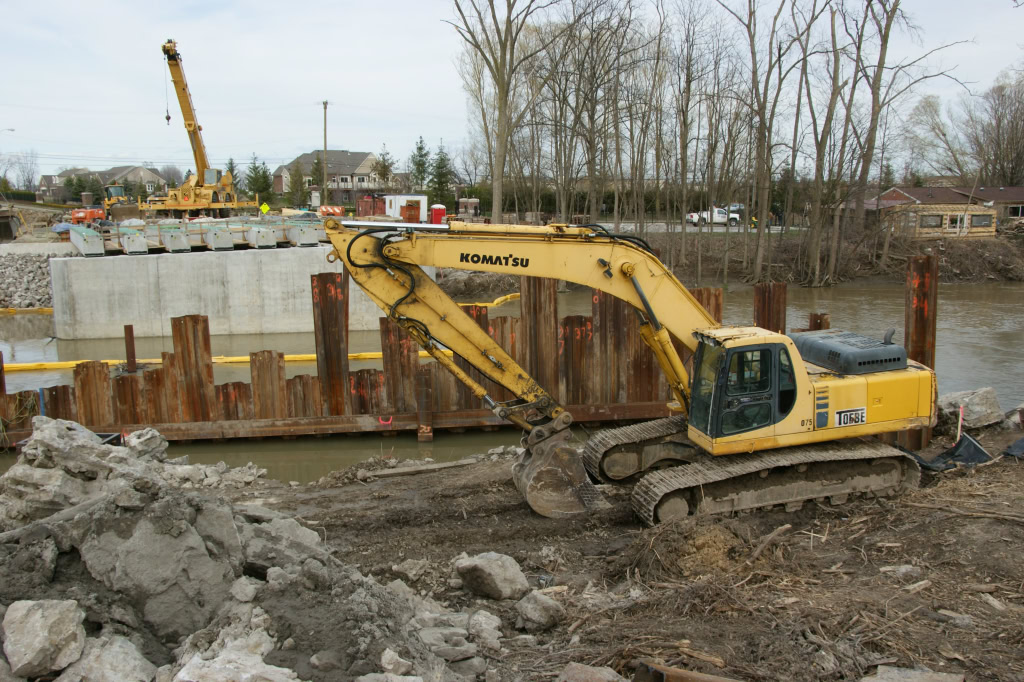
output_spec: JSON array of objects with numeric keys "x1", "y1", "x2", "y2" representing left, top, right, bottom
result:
[{"x1": 0, "y1": 0, "x2": 1020, "y2": 180}]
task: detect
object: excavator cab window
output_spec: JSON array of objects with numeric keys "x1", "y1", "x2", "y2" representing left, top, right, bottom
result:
[
  {"x1": 720, "y1": 348, "x2": 773, "y2": 436},
  {"x1": 690, "y1": 343, "x2": 723, "y2": 436},
  {"x1": 778, "y1": 347, "x2": 797, "y2": 416},
  {"x1": 691, "y1": 343, "x2": 791, "y2": 438}
]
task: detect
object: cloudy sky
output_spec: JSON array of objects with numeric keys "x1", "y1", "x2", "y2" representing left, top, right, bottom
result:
[{"x1": 0, "y1": 0, "x2": 1020, "y2": 181}]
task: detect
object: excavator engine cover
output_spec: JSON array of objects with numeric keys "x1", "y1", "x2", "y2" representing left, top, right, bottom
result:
[
  {"x1": 512, "y1": 413, "x2": 609, "y2": 518},
  {"x1": 789, "y1": 329, "x2": 907, "y2": 375}
]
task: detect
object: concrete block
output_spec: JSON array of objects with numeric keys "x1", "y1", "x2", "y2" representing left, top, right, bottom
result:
[
  {"x1": 201, "y1": 226, "x2": 235, "y2": 251},
  {"x1": 69, "y1": 225, "x2": 104, "y2": 257},
  {"x1": 286, "y1": 225, "x2": 319, "y2": 247},
  {"x1": 51, "y1": 246, "x2": 391, "y2": 338},
  {"x1": 159, "y1": 228, "x2": 191, "y2": 253},
  {"x1": 117, "y1": 229, "x2": 149, "y2": 255},
  {"x1": 245, "y1": 227, "x2": 277, "y2": 249}
]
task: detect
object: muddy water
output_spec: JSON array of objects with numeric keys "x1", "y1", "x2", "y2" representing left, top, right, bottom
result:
[
  {"x1": 2, "y1": 281, "x2": 1021, "y2": 481},
  {"x1": 170, "y1": 431, "x2": 520, "y2": 484}
]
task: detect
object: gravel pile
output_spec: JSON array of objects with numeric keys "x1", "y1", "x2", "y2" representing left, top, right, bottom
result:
[{"x1": 0, "y1": 254, "x2": 59, "y2": 308}]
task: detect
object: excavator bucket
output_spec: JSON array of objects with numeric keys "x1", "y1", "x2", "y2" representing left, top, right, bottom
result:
[
  {"x1": 109, "y1": 204, "x2": 141, "y2": 222},
  {"x1": 511, "y1": 415, "x2": 609, "y2": 518}
]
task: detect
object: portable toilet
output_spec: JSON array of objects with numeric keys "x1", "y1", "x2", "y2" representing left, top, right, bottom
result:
[{"x1": 430, "y1": 204, "x2": 446, "y2": 225}]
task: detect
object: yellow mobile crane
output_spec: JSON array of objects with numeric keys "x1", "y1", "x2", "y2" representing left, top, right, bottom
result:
[
  {"x1": 325, "y1": 220, "x2": 935, "y2": 524},
  {"x1": 140, "y1": 40, "x2": 256, "y2": 218}
]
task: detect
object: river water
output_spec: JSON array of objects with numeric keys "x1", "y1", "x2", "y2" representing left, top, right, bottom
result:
[{"x1": 2, "y1": 281, "x2": 1021, "y2": 481}]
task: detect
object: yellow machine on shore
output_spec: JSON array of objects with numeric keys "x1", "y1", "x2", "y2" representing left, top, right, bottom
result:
[
  {"x1": 325, "y1": 220, "x2": 936, "y2": 524},
  {"x1": 103, "y1": 183, "x2": 141, "y2": 221},
  {"x1": 139, "y1": 40, "x2": 255, "y2": 218}
]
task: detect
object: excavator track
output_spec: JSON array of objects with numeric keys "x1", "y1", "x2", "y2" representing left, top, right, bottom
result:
[
  {"x1": 631, "y1": 439, "x2": 921, "y2": 526},
  {"x1": 581, "y1": 416, "x2": 692, "y2": 482}
]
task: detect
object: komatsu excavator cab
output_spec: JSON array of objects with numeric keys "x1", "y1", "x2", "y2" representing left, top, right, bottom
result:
[{"x1": 689, "y1": 337, "x2": 798, "y2": 441}]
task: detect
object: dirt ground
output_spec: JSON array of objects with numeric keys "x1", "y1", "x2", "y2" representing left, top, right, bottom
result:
[{"x1": 224, "y1": 426, "x2": 1024, "y2": 681}]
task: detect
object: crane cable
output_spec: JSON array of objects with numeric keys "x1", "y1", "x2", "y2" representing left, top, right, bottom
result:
[{"x1": 164, "y1": 56, "x2": 171, "y2": 125}]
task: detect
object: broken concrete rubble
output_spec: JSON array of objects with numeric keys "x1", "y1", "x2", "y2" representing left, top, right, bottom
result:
[
  {"x1": 54, "y1": 634, "x2": 156, "y2": 682},
  {"x1": 455, "y1": 552, "x2": 530, "y2": 600},
  {"x1": 861, "y1": 665, "x2": 965, "y2": 682},
  {"x1": 556, "y1": 662, "x2": 626, "y2": 681},
  {"x1": 2, "y1": 599, "x2": 85, "y2": 678},
  {"x1": 514, "y1": 590, "x2": 565, "y2": 632},
  {"x1": 0, "y1": 418, "x2": 511, "y2": 681},
  {"x1": 938, "y1": 388, "x2": 1004, "y2": 430}
]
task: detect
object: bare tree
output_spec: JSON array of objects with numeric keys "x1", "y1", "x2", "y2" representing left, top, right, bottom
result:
[
  {"x1": 448, "y1": 0, "x2": 583, "y2": 220},
  {"x1": 848, "y1": 0, "x2": 965, "y2": 239},
  {"x1": 455, "y1": 140, "x2": 488, "y2": 186},
  {"x1": 160, "y1": 164, "x2": 184, "y2": 186},
  {"x1": 962, "y1": 70, "x2": 1024, "y2": 185},
  {"x1": 718, "y1": 0, "x2": 802, "y2": 282},
  {"x1": 905, "y1": 95, "x2": 971, "y2": 180},
  {"x1": 795, "y1": 2, "x2": 841, "y2": 285},
  {"x1": 14, "y1": 150, "x2": 39, "y2": 191},
  {"x1": 457, "y1": 49, "x2": 497, "y2": 185},
  {"x1": 823, "y1": 1, "x2": 868, "y2": 283}
]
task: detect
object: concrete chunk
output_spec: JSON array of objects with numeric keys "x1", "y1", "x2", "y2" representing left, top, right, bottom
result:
[
  {"x1": 2, "y1": 600, "x2": 86, "y2": 678},
  {"x1": 455, "y1": 552, "x2": 530, "y2": 600}
]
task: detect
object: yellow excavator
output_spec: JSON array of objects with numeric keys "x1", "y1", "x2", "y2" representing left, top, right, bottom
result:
[
  {"x1": 325, "y1": 220, "x2": 936, "y2": 524},
  {"x1": 139, "y1": 40, "x2": 256, "y2": 218}
]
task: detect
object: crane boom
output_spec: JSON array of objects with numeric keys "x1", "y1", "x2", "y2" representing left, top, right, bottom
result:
[{"x1": 162, "y1": 39, "x2": 209, "y2": 182}]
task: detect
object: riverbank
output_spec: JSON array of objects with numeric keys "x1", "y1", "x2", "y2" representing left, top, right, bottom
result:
[
  {"x1": 3, "y1": 414, "x2": 1020, "y2": 681},
  {"x1": 434, "y1": 233, "x2": 1024, "y2": 299}
]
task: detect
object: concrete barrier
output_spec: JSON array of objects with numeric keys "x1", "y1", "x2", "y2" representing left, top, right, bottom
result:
[{"x1": 51, "y1": 246, "x2": 390, "y2": 339}]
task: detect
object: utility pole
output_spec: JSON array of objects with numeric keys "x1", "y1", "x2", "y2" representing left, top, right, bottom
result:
[{"x1": 322, "y1": 101, "x2": 329, "y2": 205}]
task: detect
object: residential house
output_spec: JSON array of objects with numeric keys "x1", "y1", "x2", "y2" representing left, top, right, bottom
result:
[
  {"x1": 877, "y1": 186, "x2": 997, "y2": 239},
  {"x1": 38, "y1": 166, "x2": 168, "y2": 203},
  {"x1": 272, "y1": 150, "x2": 380, "y2": 204},
  {"x1": 954, "y1": 186, "x2": 1024, "y2": 221},
  {"x1": 95, "y1": 166, "x2": 169, "y2": 195},
  {"x1": 37, "y1": 168, "x2": 89, "y2": 203}
]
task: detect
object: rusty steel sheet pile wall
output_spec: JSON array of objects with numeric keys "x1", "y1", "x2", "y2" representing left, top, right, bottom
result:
[
  {"x1": 0, "y1": 275, "x2": 680, "y2": 444},
  {"x1": 754, "y1": 282, "x2": 788, "y2": 334},
  {"x1": 900, "y1": 254, "x2": 939, "y2": 450}
]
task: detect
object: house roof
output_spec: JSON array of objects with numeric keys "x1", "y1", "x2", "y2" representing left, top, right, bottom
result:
[
  {"x1": 57, "y1": 167, "x2": 91, "y2": 178},
  {"x1": 954, "y1": 186, "x2": 1024, "y2": 203},
  {"x1": 878, "y1": 186, "x2": 985, "y2": 205},
  {"x1": 273, "y1": 150, "x2": 376, "y2": 177},
  {"x1": 52, "y1": 166, "x2": 168, "y2": 185}
]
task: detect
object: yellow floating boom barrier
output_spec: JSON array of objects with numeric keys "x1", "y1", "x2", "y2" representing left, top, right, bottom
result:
[
  {"x1": 0, "y1": 307, "x2": 54, "y2": 315},
  {"x1": 3, "y1": 350, "x2": 456, "y2": 372}
]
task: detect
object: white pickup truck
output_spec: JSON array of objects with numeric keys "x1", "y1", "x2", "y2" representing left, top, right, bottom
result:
[{"x1": 686, "y1": 207, "x2": 740, "y2": 226}]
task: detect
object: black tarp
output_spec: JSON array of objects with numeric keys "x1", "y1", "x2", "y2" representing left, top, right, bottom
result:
[{"x1": 913, "y1": 434, "x2": 992, "y2": 472}]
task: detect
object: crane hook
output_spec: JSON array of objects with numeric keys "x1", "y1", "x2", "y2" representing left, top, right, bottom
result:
[{"x1": 165, "y1": 110, "x2": 171, "y2": 125}]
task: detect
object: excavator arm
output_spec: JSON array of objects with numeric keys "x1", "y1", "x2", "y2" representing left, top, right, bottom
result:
[
  {"x1": 327, "y1": 220, "x2": 719, "y2": 418},
  {"x1": 325, "y1": 220, "x2": 720, "y2": 518}
]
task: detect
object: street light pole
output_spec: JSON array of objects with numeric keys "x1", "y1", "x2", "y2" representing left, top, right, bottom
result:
[{"x1": 322, "y1": 101, "x2": 328, "y2": 207}]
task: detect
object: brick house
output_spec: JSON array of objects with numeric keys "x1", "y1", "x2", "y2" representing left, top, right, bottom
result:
[
  {"x1": 272, "y1": 150, "x2": 381, "y2": 204},
  {"x1": 877, "y1": 187, "x2": 997, "y2": 239}
]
